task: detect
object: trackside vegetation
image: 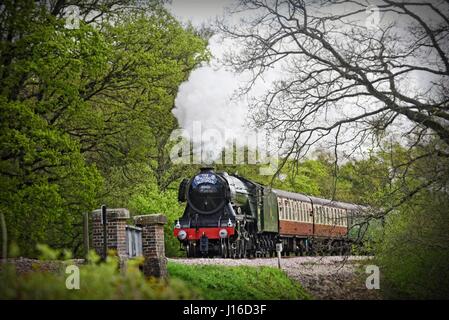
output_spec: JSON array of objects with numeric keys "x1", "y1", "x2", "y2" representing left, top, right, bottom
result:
[
  {"x1": 0, "y1": 253, "x2": 198, "y2": 300},
  {"x1": 0, "y1": 246, "x2": 311, "y2": 300},
  {"x1": 167, "y1": 262, "x2": 311, "y2": 300}
]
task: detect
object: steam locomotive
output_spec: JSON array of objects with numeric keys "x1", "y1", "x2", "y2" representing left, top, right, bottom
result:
[{"x1": 174, "y1": 168, "x2": 363, "y2": 258}]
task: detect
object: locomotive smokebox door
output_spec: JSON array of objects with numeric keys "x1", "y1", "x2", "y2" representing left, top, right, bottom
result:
[{"x1": 200, "y1": 234, "x2": 209, "y2": 253}]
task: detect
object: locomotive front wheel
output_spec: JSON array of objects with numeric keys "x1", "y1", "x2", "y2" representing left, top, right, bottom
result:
[{"x1": 221, "y1": 239, "x2": 228, "y2": 258}]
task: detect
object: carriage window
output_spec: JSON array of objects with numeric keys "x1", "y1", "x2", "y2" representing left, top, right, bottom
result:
[
  {"x1": 289, "y1": 201, "x2": 292, "y2": 221},
  {"x1": 291, "y1": 200, "x2": 295, "y2": 221},
  {"x1": 322, "y1": 207, "x2": 326, "y2": 224},
  {"x1": 292, "y1": 201, "x2": 296, "y2": 221},
  {"x1": 292, "y1": 200, "x2": 296, "y2": 221},
  {"x1": 295, "y1": 201, "x2": 299, "y2": 221},
  {"x1": 323, "y1": 207, "x2": 327, "y2": 224},
  {"x1": 317, "y1": 206, "x2": 323, "y2": 223},
  {"x1": 300, "y1": 202, "x2": 304, "y2": 222},
  {"x1": 317, "y1": 206, "x2": 320, "y2": 224},
  {"x1": 320, "y1": 207, "x2": 325, "y2": 224},
  {"x1": 322, "y1": 207, "x2": 325, "y2": 224},
  {"x1": 297, "y1": 202, "x2": 301, "y2": 221},
  {"x1": 288, "y1": 200, "x2": 292, "y2": 220},
  {"x1": 300, "y1": 203, "x2": 304, "y2": 222},
  {"x1": 321, "y1": 207, "x2": 324, "y2": 224},
  {"x1": 292, "y1": 201, "x2": 295, "y2": 221},
  {"x1": 339, "y1": 210, "x2": 343, "y2": 226},
  {"x1": 290, "y1": 201, "x2": 293, "y2": 221},
  {"x1": 279, "y1": 199, "x2": 284, "y2": 220}
]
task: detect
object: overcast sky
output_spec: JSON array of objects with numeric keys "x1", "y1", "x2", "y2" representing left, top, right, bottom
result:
[
  {"x1": 164, "y1": 1, "x2": 440, "y2": 164},
  {"x1": 167, "y1": 0, "x2": 259, "y2": 154}
]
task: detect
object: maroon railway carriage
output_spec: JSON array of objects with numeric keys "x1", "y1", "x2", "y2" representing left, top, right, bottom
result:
[{"x1": 273, "y1": 189, "x2": 359, "y2": 255}]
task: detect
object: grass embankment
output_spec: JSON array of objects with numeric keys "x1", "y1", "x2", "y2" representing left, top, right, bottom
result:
[{"x1": 168, "y1": 262, "x2": 311, "y2": 300}]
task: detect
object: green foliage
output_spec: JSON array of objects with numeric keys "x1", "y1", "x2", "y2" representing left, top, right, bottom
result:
[
  {"x1": 167, "y1": 262, "x2": 311, "y2": 300},
  {"x1": 0, "y1": 250, "x2": 199, "y2": 300},
  {"x1": 0, "y1": 98, "x2": 102, "y2": 256},
  {"x1": 128, "y1": 183, "x2": 186, "y2": 257},
  {"x1": 36, "y1": 244, "x2": 72, "y2": 261},
  {"x1": 0, "y1": 2, "x2": 208, "y2": 257},
  {"x1": 374, "y1": 192, "x2": 449, "y2": 299}
]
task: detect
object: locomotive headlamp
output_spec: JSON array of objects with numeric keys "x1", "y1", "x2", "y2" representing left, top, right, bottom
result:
[
  {"x1": 175, "y1": 220, "x2": 181, "y2": 229},
  {"x1": 227, "y1": 219, "x2": 233, "y2": 227},
  {"x1": 219, "y1": 229, "x2": 228, "y2": 239},
  {"x1": 177, "y1": 229, "x2": 187, "y2": 240}
]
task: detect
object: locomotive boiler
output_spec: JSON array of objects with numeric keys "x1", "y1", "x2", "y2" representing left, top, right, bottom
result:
[{"x1": 174, "y1": 168, "x2": 362, "y2": 258}]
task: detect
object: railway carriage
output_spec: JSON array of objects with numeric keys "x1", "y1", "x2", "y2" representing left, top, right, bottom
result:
[{"x1": 174, "y1": 168, "x2": 363, "y2": 258}]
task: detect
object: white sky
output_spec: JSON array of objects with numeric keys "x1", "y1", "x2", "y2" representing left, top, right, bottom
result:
[
  {"x1": 168, "y1": 0, "x2": 248, "y2": 145},
  {"x1": 165, "y1": 0, "x2": 441, "y2": 163}
]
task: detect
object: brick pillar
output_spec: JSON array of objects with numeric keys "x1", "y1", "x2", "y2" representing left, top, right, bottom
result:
[
  {"x1": 134, "y1": 214, "x2": 167, "y2": 278},
  {"x1": 92, "y1": 208, "x2": 129, "y2": 262}
]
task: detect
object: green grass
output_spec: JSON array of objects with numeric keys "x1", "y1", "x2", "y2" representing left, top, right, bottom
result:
[{"x1": 167, "y1": 262, "x2": 311, "y2": 300}]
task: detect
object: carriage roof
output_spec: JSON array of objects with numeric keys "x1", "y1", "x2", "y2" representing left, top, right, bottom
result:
[{"x1": 272, "y1": 188, "x2": 361, "y2": 211}]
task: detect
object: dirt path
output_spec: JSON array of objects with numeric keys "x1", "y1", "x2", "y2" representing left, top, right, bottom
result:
[{"x1": 169, "y1": 256, "x2": 382, "y2": 300}]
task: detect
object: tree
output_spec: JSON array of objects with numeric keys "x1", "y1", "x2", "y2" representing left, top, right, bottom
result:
[
  {"x1": 219, "y1": 2, "x2": 449, "y2": 296},
  {"x1": 0, "y1": 1, "x2": 208, "y2": 256},
  {"x1": 375, "y1": 189, "x2": 449, "y2": 299},
  {"x1": 219, "y1": 0, "x2": 449, "y2": 214}
]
